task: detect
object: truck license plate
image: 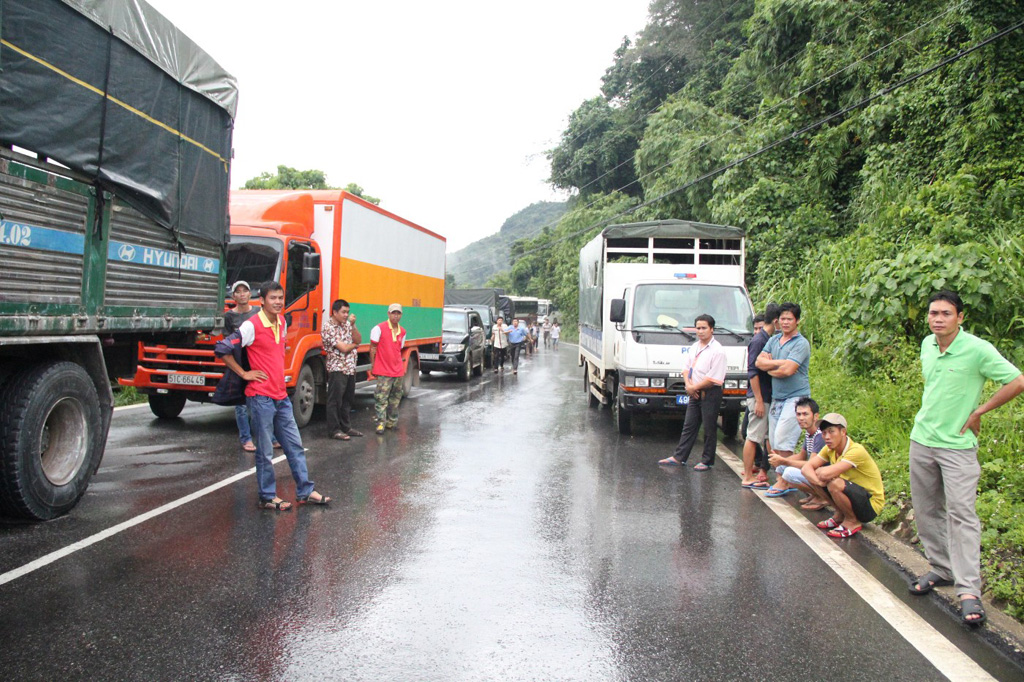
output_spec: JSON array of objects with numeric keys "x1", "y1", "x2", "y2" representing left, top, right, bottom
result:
[
  {"x1": 419, "y1": 353, "x2": 440, "y2": 361},
  {"x1": 676, "y1": 394, "x2": 689, "y2": 405},
  {"x1": 167, "y1": 373, "x2": 205, "y2": 386}
]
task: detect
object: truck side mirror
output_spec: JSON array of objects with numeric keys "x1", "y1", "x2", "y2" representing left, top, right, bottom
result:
[
  {"x1": 609, "y1": 298, "x2": 626, "y2": 323},
  {"x1": 302, "y1": 252, "x2": 321, "y2": 287}
]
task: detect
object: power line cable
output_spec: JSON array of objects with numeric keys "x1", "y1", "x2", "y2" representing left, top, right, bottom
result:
[
  {"x1": 477, "y1": 18, "x2": 1024, "y2": 278},
  {"x1": 462, "y1": 1, "x2": 961, "y2": 281}
]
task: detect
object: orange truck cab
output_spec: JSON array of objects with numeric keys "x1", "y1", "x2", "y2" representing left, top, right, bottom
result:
[{"x1": 121, "y1": 190, "x2": 446, "y2": 426}]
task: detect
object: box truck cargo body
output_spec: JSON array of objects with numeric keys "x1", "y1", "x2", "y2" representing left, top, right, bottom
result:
[
  {"x1": 579, "y1": 220, "x2": 754, "y2": 436},
  {"x1": 122, "y1": 190, "x2": 446, "y2": 428}
]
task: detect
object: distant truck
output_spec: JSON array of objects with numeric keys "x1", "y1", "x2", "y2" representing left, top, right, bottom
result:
[
  {"x1": 0, "y1": 0, "x2": 237, "y2": 519},
  {"x1": 578, "y1": 220, "x2": 755, "y2": 436},
  {"x1": 121, "y1": 190, "x2": 446, "y2": 427}
]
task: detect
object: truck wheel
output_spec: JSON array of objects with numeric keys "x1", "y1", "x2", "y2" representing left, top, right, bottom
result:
[
  {"x1": 721, "y1": 410, "x2": 740, "y2": 439},
  {"x1": 401, "y1": 357, "x2": 416, "y2": 397},
  {"x1": 0, "y1": 361, "x2": 105, "y2": 520},
  {"x1": 472, "y1": 353, "x2": 483, "y2": 377},
  {"x1": 584, "y1": 366, "x2": 599, "y2": 408},
  {"x1": 148, "y1": 393, "x2": 187, "y2": 419},
  {"x1": 292, "y1": 363, "x2": 316, "y2": 428},
  {"x1": 457, "y1": 358, "x2": 471, "y2": 382},
  {"x1": 613, "y1": 383, "x2": 632, "y2": 435}
]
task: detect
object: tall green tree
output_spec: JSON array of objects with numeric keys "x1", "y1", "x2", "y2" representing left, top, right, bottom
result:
[{"x1": 243, "y1": 165, "x2": 332, "y2": 190}]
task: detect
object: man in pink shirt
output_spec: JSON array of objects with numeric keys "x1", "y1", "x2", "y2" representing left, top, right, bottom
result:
[{"x1": 659, "y1": 314, "x2": 728, "y2": 470}]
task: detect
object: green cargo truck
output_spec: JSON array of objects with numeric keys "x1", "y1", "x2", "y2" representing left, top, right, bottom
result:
[{"x1": 0, "y1": 0, "x2": 237, "y2": 519}]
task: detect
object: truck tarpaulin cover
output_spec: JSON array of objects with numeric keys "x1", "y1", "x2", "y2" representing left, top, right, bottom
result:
[
  {"x1": 444, "y1": 288, "x2": 504, "y2": 308},
  {"x1": 0, "y1": 0, "x2": 238, "y2": 246}
]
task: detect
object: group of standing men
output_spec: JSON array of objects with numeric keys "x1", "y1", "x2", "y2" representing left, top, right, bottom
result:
[
  {"x1": 490, "y1": 317, "x2": 560, "y2": 374},
  {"x1": 215, "y1": 280, "x2": 415, "y2": 511},
  {"x1": 657, "y1": 290, "x2": 1023, "y2": 627}
]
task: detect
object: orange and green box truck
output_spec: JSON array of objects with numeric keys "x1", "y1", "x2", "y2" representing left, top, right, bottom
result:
[{"x1": 121, "y1": 190, "x2": 446, "y2": 427}]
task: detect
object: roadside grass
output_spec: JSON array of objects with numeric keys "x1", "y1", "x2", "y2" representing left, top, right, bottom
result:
[{"x1": 113, "y1": 385, "x2": 146, "y2": 407}]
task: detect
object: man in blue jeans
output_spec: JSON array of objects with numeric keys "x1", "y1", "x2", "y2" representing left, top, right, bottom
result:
[
  {"x1": 755, "y1": 302, "x2": 811, "y2": 487},
  {"x1": 217, "y1": 281, "x2": 330, "y2": 511}
]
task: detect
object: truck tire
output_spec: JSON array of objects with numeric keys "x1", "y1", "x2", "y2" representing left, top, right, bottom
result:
[
  {"x1": 472, "y1": 352, "x2": 483, "y2": 377},
  {"x1": 457, "y1": 358, "x2": 470, "y2": 382},
  {"x1": 613, "y1": 383, "x2": 632, "y2": 435},
  {"x1": 584, "y1": 366, "x2": 599, "y2": 408},
  {"x1": 292, "y1": 363, "x2": 316, "y2": 428},
  {"x1": 401, "y1": 356, "x2": 416, "y2": 397},
  {"x1": 0, "y1": 361, "x2": 105, "y2": 520},
  {"x1": 148, "y1": 393, "x2": 187, "y2": 419},
  {"x1": 721, "y1": 410, "x2": 740, "y2": 439}
]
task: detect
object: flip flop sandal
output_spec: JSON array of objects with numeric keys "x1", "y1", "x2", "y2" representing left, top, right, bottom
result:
[
  {"x1": 909, "y1": 571, "x2": 954, "y2": 595},
  {"x1": 242, "y1": 441, "x2": 256, "y2": 452},
  {"x1": 817, "y1": 517, "x2": 841, "y2": 530},
  {"x1": 749, "y1": 481, "x2": 771, "y2": 490},
  {"x1": 331, "y1": 431, "x2": 351, "y2": 441},
  {"x1": 801, "y1": 501, "x2": 829, "y2": 511},
  {"x1": 259, "y1": 499, "x2": 292, "y2": 511},
  {"x1": 960, "y1": 598, "x2": 987, "y2": 626},
  {"x1": 765, "y1": 487, "x2": 798, "y2": 497},
  {"x1": 297, "y1": 492, "x2": 331, "y2": 506},
  {"x1": 658, "y1": 458, "x2": 682, "y2": 466},
  {"x1": 827, "y1": 525, "x2": 861, "y2": 538},
  {"x1": 693, "y1": 463, "x2": 711, "y2": 471}
]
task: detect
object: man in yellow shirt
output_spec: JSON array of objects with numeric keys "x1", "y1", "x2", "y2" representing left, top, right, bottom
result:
[{"x1": 801, "y1": 413, "x2": 885, "y2": 538}]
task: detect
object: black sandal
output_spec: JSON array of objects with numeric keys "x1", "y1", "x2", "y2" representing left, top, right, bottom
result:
[
  {"x1": 259, "y1": 498, "x2": 292, "y2": 511},
  {"x1": 960, "y1": 598, "x2": 986, "y2": 626},
  {"x1": 297, "y1": 491, "x2": 331, "y2": 506},
  {"x1": 909, "y1": 571, "x2": 953, "y2": 595}
]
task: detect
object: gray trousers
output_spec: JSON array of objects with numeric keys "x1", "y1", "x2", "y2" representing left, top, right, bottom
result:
[{"x1": 909, "y1": 440, "x2": 982, "y2": 597}]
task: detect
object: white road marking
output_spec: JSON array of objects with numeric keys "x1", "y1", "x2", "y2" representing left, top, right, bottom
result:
[
  {"x1": 0, "y1": 455, "x2": 287, "y2": 587},
  {"x1": 716, "y1": 445, "x2": 994, "y2": 682},
  {"x1": 113, "y1": 402, "x2": 149, "y2": 412}
]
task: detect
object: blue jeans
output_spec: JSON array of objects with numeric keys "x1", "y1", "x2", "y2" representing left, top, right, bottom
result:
[
  {"x1": 768, "y1": 396, "x2": 804, "y2": 452},
  {"x1": 247, "y1": 395, "x2": 314, "y2": 501},
  {"x1": 235, "y1": 405, "x2": 252, "y2": 444}
]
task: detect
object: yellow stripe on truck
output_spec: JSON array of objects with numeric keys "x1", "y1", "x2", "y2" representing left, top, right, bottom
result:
[{"x1": 336, "y1": 257, "x2": 444, "y2": 308}]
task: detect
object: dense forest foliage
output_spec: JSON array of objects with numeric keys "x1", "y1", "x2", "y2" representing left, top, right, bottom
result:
[
  {"x1": 448, "y1": 201, "x2": 567, "y2": 286},
  {"x1": 499, "y1": 0, "x2": 1024, "y2": 617}
]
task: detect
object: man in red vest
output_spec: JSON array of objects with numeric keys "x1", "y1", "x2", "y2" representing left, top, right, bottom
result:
[
  {"x1": 217, "y1": 281, "x2": 330, "y2": 511},
  {"x1": 370, "y1": 303, "x2": 407, "y2": 434}
]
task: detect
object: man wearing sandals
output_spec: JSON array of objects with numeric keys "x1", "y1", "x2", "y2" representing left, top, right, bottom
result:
[
  {"x1": 801, "y1": 413, "x2": 884, "y2": 539},
  {"x1": 322, "y1": 298, "x2": 363, "y2": 441},
  {"x1": 741, "y1": 304, "x2": 779, "y2": 488},
  {"x1": 658, "y1": 314, "x2": 727, "y2": 470},
  {"x1": 217, "y1": 281, "x2": 330, "y2": 511},
  {"x1": 907, "y1": 291, "x2": 1024, "y2": 626},
  {"x1": 766, "y1": 397, "x2": 829, "y2": 510}
]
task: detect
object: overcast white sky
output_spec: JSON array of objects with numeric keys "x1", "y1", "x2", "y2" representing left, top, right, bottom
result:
[{"x1": 146, "y1": 0, "x2": 651, "y2": 252}]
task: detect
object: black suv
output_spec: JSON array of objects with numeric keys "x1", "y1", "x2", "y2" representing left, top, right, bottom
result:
[{"x1": 420, "y1": 306, "x2": 486, "y2": 380}]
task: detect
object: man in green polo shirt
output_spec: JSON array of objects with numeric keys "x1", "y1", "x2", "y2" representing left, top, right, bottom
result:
[{"x1": 907, "y1": 290, "x2": 1024, "y2": 627}]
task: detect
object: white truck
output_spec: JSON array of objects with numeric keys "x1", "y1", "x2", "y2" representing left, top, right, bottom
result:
[{"x1": 578, "y1": 220, "x2": 755, "y2": 436}]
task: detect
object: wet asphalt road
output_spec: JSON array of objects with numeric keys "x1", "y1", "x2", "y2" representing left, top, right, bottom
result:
[{"x1": 1, "y1": 346, "x2": 1022, "y2": 681}]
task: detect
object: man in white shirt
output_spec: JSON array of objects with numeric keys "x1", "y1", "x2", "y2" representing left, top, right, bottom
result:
[
  {"x1": 659, "y1": 314, "x2": 728, "y2": 470},
  {"x1": 491, "y1": 316, "x2": 509, "y2": 372}
]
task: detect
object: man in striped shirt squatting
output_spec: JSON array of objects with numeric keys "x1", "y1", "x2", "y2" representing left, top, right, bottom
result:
[{"x1": 217, "y1": 281, "x2": 331, "y2": 511}]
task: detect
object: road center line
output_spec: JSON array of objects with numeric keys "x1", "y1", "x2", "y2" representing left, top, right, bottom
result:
[
  {"x1": 715, "y1": 445, "x2": 993, "y2": 682},
  {"x1": 0, "y1": 455, "x2": 287, "y2": 587}
]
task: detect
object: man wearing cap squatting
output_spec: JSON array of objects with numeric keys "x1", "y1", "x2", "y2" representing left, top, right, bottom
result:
[
  {"x1": 800, "y1": 413, "x2": 885, "y2": 540},
  {"x1": 370, "y1": 303, "x2": 407, "y2": 434}
]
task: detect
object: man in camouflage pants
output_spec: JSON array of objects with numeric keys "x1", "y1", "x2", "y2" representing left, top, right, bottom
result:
[{"x1": 370, "y1": 303, "x2": 407, "y2": 434}]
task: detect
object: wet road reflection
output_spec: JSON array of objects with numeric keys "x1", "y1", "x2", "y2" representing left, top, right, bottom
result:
[{"x1": 0, "y1": 348, "x2": 1020, "y2": 680}]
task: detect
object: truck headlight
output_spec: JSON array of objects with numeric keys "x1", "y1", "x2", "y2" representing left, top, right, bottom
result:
[
  {"x1": 443, "y1": 343, "x2": 465, "y2": 353},
  {"x1": 635, "y1": 377, "x2": 650, "y2": 387},
  {"x1": 624, "y1": 376, "x2": 635, "y2": 387},
  {"x1": 739, "y1": 379, "x2": 748, "y2": 390},
  {"x1": 724, "y1": 380, "x2": 738, "y2": 389},
  {"x1": 651, "y1": 378, "x2": 666, "y2": 388}
]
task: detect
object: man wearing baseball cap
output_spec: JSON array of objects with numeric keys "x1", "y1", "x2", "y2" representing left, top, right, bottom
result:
[
  {"x1": 223, "y1": 281, "x2": 262, "y2": 451},
  {"x1": 800, "y1": 413, "x2": 885, "y2": 538},
  {"x1": 369, "y1": 303, "x2": 407, "y2": 434}
]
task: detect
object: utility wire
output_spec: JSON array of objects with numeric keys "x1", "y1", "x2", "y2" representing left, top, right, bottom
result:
[
  {"x1": 459, "y1": 1, "x2": 965, "y2": 281},
  {"x1": 466, "y1": 18, "x2": 1024, "y2": 279}
]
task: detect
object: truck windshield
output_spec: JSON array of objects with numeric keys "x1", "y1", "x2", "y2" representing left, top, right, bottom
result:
[
  {"x1": 633, "y1": 284, "x2": 753, "y2": 333},
  {"x1": 226, "y1": 237, "x2": 282, "y2": 290},
  {"x1": 443, "y1": 311, "x2": 469, "y2": 333}
]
